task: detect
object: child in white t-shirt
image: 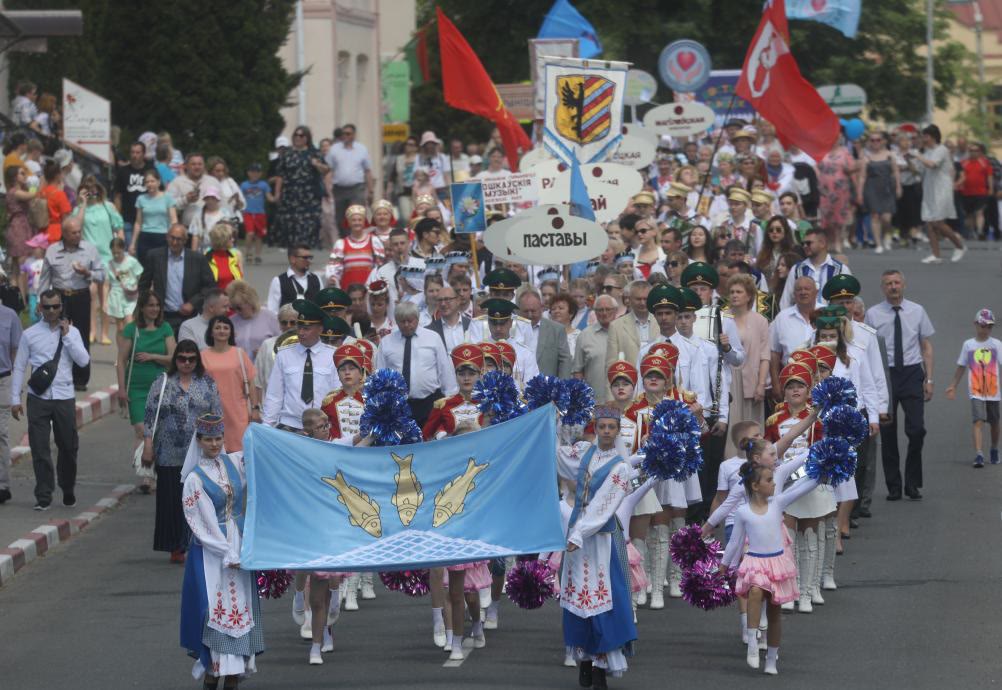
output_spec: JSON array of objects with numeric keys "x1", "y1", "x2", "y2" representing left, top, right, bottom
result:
[{"x1": 946, "y1": 309, "x2": 1002, "y2": 467}]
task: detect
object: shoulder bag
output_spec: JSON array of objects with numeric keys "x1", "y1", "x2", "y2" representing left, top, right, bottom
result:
[
  {"x1": 236, "y1": 347, "x2": 252, "y2": 418},
  {"x1": 133, "y1": 373, "x2": 167, "y2": 479}
]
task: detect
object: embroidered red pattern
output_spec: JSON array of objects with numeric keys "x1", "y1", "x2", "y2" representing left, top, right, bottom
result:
[{"x1": 183, "y1": 489, "x2": 202, "y2": 509}]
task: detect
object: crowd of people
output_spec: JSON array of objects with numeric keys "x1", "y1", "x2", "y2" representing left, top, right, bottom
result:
[{"x1": 1, "y1": 97, "x2": 999, "y2": 689}]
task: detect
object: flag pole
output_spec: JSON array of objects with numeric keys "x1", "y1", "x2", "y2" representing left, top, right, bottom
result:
[
  {"x1": 448, "y1": 153, "x2": 482, "y2": 290},
  {"x1": 694, "y1": 90, "x2": 739, "y2": 213}
]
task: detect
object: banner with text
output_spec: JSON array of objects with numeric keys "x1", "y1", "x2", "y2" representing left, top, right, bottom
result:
[{"x1": 62, "y1": 78, "x2": 111, "y2": 164}]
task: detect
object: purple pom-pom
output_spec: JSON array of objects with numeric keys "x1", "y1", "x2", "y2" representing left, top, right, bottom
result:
[
  {"x1": 256, "y1": 569, "x2": 294, "y2": 599},
  {"x1": 504, "y1": 559, "x2": 556, "y2": 609},
  {"x1": 670, "y1": 525, "x2": 721, "y2": 570},
  {"x1": 378, "y1": 570, "x2": 431, "y2": 597},
  {"x1": 680, "y1": 558, "x2": 738, "y2": 611}
]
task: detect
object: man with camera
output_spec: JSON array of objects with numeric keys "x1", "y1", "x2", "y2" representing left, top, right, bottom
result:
[{"x1": 10, "y1": 289, "x2": 90, "y2": 511}]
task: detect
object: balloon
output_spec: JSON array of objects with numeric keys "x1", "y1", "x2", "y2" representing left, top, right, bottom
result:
[{"x1": 842, "y1": 118, "x2": 865, "y2": 142}]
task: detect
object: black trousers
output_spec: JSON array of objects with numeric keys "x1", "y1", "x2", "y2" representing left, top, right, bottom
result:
[
  {"x1": 62, "y1": 289, "x2": 91, "y2": 387},
  {"x1": 691, "y1": 430, "x2": 726, "y2": 522},
  {"x1": 880, "y1": 364, "x2": 926, "y2": 493},
  {"x1": 408, "y1": 390, "x2": 444, "y2": 430},
  {"x1": 27, "y1": 395, "x2": 78, "y2": 504}
]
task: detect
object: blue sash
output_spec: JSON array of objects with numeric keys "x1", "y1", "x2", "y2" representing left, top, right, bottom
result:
[
  {"x1": 191, "y1": 454, "x2": 245, "y2": 537},
  {"x1": 567, "y1": 445, "x2": 622, "y2": 536}
]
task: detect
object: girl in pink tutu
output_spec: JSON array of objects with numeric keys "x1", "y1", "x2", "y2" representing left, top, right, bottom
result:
[{"x1": 720, "y1": 407, "x2": 819, "y2": 676}]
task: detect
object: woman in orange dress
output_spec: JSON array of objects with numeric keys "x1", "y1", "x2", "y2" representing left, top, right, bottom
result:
[{"x1": 200, "y1": 315, "x2": 259, "y2": 451}]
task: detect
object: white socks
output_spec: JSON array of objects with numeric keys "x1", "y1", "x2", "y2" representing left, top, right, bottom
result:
[
  {"x1": 745, "y1": 630, "x2": 760, "y2": 669},
  {"x1": 764, "y1": 646, "x2": 779, "y2": 674},
  {"x1": 740, "y1": 612, "x2": 748, "y2": 641},
  {"x1": 445, "y1": 629, "x2": 454, "y2": 648},
  {"x1": 293, "y1": 590, "x2": 305, "y2": 610},
  {"x1": 432, "y1": 607, "x2": 444, "y2": 626}
]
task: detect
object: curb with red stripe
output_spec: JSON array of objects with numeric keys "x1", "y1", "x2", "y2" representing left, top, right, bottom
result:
[
  {"x1": 11, "y1": 384, "x2": 121, "y2": 466},
  {"x1": 0, "y1": 484, "x2": 135, "y2": 587}
]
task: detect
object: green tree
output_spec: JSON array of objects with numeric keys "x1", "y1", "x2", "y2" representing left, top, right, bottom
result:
[
  {"x1": 8, "y1": 0, "x2": 301, "y2": 175},
  {"x1": 411, "y1": 0, "x2": 968, "y2": 138}
]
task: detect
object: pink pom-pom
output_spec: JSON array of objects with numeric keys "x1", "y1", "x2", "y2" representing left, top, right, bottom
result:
[
  {"x1": 670, "y1": 524, "x2": 721, "y2": 570},
  {"x1": 378, "y1": 569, "x2": 430, "y2": 597},
  {"x1": 256, "y1": 570, "x2": 294, "y2": 599},
  {"x1": 680, "y1": 558, "x2": 737, "y2": 611},
  {"x1": 505, "y1": 560, "x2": 557, "y2": 609}
]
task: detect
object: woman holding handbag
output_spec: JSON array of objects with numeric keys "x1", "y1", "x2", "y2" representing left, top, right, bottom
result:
[
  {"x1": 142, "y1": 340, "x2": 221, "y2": 563},
  {"x1": 117, "y1": 290, "x2": 175, "y2": 493},
  {"x1": 200, "y1": 315, "x2": 259, "y2": 452}
]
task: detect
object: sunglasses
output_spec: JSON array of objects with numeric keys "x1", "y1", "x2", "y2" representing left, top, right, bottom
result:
[
  {"x1": 41, "y1": 303, "x2": 62, "y2": 311},
  {"x1": 601, "y1": 285, "x2": 617, "y2": 293},
  {"x1": 668, "y1": 261, "x2": 680, "y2": 267},
  {"x1": 176, "y1": 355, "x2": 198, "y2": 363},
  {"x1": 294, "y1": 132, "x2": 307, "y2": 138},
  {"x1": 636, "y1": 227, "x2": 651, "y2": 234}
]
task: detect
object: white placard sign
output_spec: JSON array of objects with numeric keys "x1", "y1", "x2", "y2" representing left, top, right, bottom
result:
[
  {"x1": 610, "y1": 134, "x2": 655, "y2": 169},
  {"x1": 479, "y1": 172, "x2": 539, "y2": 206},
  {"x1": 504, "y1": 205, "x2": 608, "y2": 265},
  {"x1": 642, "y1": 102, "x2": 715, "y2": 137},
  {"x1": 532, "y1": 160, "x2": 643, "y2": 224},
  {"x1": 62, "y1": 78, "x2": 111, "y2": 164},
  {"x1": 482, "y1": 210, "x2": 545, "y2": 264},
  {"x1": 519, "y1": 146, "x2": 552, "y2": 172}
]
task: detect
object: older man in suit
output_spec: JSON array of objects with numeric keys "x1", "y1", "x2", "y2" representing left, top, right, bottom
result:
[
  {"x1": 427, "y1": 285, "x2": 471, "y2": 351},
  {"x1": 138, "y1": 223, "x2": 217, "y2": 334},
  {"x1": 516, "y1": 287, "x2": 571, "y2": 378},
  {"x1": 605, "y1": 280, "x2": 655, "y2": 368}
]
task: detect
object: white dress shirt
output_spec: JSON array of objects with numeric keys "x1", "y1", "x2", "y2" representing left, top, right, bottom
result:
[
  {"x1": 178, "y1": 314, "x2": 210, "y2": 351},
  {"x1": 11, "y1": 322, "x2": 90, "y2": 402},
  {"x1": 847, "y1": 322, "x2": 888, "y2": 413},
  {"x1": 326, "y1": 141, "x2": 371, "y2": 187},
  {"x1": 524, "y1": 321, "x2": 541, "y2": 355},
  {"x1": 635, "y1": 331, "x2": 708, "y2": 405},
  {"x1": 689, "y1": 334, "x2": 731, "y2": 420},
  {"x1": 769, "y1": 306, "x2": 815, "y2": 363},
  {"x1": 263, "y1": 341, "x2": 340, "y2": 429},
  {"x1": 439, "y1": 317, "x2": 468, "y2": 352},
  {"x1": 265, "y1": 269, "x2": 324, "y2": 314},
  {"x1": 375, "y1": 327, "x2": 457, "y2": 399}
]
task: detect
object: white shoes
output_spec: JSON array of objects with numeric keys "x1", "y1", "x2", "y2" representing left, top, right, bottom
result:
[
  {"x1": 746, "y1": 635, "x2": 760, "y2": 670},
  {"x1": 309, "y1": 645, "x2": 323, "y2": 665},
  {"x1": 449, "y1": 643, "x2": 465, "y2": 661},
  {"x1": 361, "y1": 572, "x2": 376, "y2": 600},
  {"x1": 484, "y1": 604, "x2": 499, "y2": 630},
  {"x1": 952, "y1": 246, "x2": 966, "y2": 262},
  {"x1": 292, "y1": 591, "x2": 306, "y2": 625},
  {"x1": 764, "y1": 657, "x2": 778, "y2": 675},
  {"x1": 344, "y1": 574, "x2": 359, "y2": 610},
  {"x1": 321, "y1": 626, "x2": 334, "y2": 653},
  {"x1": 433, "y1": 621, "x2": 447, "y2": 648},
  {"x1": 921, "y1": 254, "x2": 943, "y2": 264},
  {"x1": 781, "y1": 600, "x2": 795, "y2": 611},
  {"x1": 300, "y1": 609, "x2": 313, "y2": 640},
  {"x1": 563, "y1": 647, "x2": 576, "y2": 667},
  {"x1": 875, "y1": 244, "x2": 884, "y2": 254},
  {"x1": 472, "y1": 624, "x2": 486, "y2": 649}
]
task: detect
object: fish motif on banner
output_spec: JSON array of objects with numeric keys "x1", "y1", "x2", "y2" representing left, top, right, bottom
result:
[
  {"x1": 390, "y1": 452, "x2": 424, "y2": 526},
  {"x1": 556, "y1": 75, "x2": 615, "y2": 145},
  {"x1": 322, "y1": 471, "x2": 383, "y2": 537},
  {"x1": 433, "y1": 458, "x2": 489, "y2": 527}
]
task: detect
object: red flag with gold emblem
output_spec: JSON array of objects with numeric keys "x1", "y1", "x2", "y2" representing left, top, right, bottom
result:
[{"x1": 436, "y1": 7, "x2": 531, "y2": 170}]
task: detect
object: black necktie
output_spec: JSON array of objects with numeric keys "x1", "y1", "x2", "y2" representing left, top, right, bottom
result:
[
  {"x1": 402, "y1": 335, "x2": 413, "y2": 393},
  {"x1": 301, "y1": 348, "x2": 313, "y2": 404},
  {"x1": 892, "y1": 307, "x2": 904, "y2": 369}
]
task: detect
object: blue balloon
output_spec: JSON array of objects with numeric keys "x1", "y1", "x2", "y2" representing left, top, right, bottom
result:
[{"x1": 843, "y1": 118, "x2": 865, "y2": 142}]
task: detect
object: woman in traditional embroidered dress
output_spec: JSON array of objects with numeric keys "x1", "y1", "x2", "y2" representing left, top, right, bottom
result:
[
  {"x1": 422, "y1": 343, "x2": 491, "y2": 659},
  {"x1": 179, "y1": 414, "x2": 263, "y2": 690},
  {"x1": 557, "y1": 406, "x2": 638, "y2": 689},
  {"x1": 327, "y1": 205, "x2": 384, "y2": 289}
]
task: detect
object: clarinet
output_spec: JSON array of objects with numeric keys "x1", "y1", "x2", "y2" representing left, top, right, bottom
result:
[{"x1": 710, "y1": 298, "x2": 724, "y2": 425}]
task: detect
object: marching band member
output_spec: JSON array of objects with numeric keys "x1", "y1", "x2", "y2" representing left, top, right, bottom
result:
[{"x1": 479, "y1": 298, "x2": 538, "y2": 390}]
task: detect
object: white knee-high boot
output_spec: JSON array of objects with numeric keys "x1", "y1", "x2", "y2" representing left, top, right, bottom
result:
[
  {"x1": 812, "y1": 525, "x2": 826, "y2": 605},
  {"x1": 631, "y1": 537, "x2": 648, "y2": 606},
  {"x1": 361, "y1": 571, "x2": 376, "y2": 600},
  {"x1": 797, "y1": 528, "x2": 816, "y2": 613},
  {"x1": 781, "y1": 527, "x2": 797, "y2": 611},
  {"x1": 822, "y1": 517, "x2": 838, "y2": 591},
  {"x1": 643, "y1": 531, "x2": 655, "y2": 600},
  {"x1": 649, "y1": 524, "x2": 669, "y2": 609},
  {"x1": 668, "y1": 517, "x2": 685, "y2": 598},
  {"x1": 344, "y1": 573, "x2": 360, "y2": 611}
]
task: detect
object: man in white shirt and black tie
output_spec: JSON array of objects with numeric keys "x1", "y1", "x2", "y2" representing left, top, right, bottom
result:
[
  {"x1": 374, "y1": 301, "x2": 457, "y2": 427},
  {"x1": 11, "y1": 289, "x2": 90, "y2": 510},
  {"x1": 263, "y1": 300, "x2": 339, "y2": 432}
]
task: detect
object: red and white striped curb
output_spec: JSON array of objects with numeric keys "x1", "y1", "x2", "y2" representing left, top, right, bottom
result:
[
  {"x1": 11, "y1": 384, "x2": 121, "y2": 466},
  {"x1": 0, "y1": 483, "x2": 135, "y2": 587}
]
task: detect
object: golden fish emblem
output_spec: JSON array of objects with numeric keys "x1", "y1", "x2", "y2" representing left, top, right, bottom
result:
[
  {"x1": 433, "y1": 458, "x2": 488, "y2": 528},
  {"x1": 390, "y1": 452, "x2": 424, "y2": 527},
  {"x1": 321, "y1": 471, "x2": 382, "y2": 537}
]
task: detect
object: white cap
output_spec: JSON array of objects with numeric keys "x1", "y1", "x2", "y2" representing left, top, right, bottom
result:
[{"x1": 275, "y1": 135, "x2": 291, "y2": 148}]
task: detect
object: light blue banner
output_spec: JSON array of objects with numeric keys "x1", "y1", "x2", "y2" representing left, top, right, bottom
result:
[
  {"x1": 787, "y1": 0, "x2": 861, "y2": 39},
  {"x1": 240, "y1": 405, "x2": 563, "y2": 571},
  {"x1": 538, "y1": 0, "x2": 602, "y2": 58},
  {"x1": 450, "y1": 181, "x2": 486, "y2": 234}
]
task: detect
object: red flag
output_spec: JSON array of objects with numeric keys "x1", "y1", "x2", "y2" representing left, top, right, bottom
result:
[
  {"x1": 736, "y1": 0, "x2": 838, "y2": 161},
  {"x1": 436, "y1": 7, "x2": 531, "y2": 170}
]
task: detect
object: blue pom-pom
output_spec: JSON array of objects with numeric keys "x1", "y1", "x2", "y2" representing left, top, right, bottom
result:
[
  {"x1": 805, "y1": 437, "x2": 858, "y2": 486},
  {"x1": 560, "y1": 378, "x2": 594, "y2": 427},
  {"x1": 642, "y1": 400, "x2": 703, "y2": 481},
  {"x1": 524, "y1": 375, "x2": 568, "y2": 412},
  {"x1": 473, "y1": 370, "x2": 527, "y2": 424},
  {"x1": 811, "y1": 376, "x2": 857, "y2": 411},
  {"x1": 359, "y1": 369, "x2": 422, "y2": 446},
  {"x1": 821, "y1": 404, "x2": 868, "y2": 446}
]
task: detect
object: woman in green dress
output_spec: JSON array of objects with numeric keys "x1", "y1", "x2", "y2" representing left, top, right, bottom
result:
[{"x1": 116, "y1": 290, "x2": 176, "y2": 492}]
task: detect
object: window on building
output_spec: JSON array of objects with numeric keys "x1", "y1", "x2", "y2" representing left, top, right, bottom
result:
[{"x1": 336, "y1": 51, "x2": 351, "y2": 127}]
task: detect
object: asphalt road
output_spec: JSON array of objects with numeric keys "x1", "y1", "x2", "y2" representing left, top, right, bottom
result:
[{"x1": 0, "y1": 244, "x2": 1000, "y2": 688}]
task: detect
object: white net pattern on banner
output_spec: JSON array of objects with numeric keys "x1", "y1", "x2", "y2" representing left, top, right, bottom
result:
[{"x1": 288, "y1": 530, "x2": 507, "y2": 570}]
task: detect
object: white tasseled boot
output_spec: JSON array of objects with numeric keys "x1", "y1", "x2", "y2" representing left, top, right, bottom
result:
[
  {"x1": 797, "y1": 528, "x2": 816, "y2": 613},
  {"x1": 641, "y1": 531, "x2": 655, "y2": 605},
  {"x1": 781, "y1": 527, "x2": 797, "y2": 611},
  {"x1": 746, "y1": 629, "x2": 760, "y2": 669},
  {"x1": 361, "y1": 571, "x2": 376, "y2": 600},
  {"x1": 668, "y1": 517, "x2": 685, "y2": 598},
  {"x1": 812, "y1": 524, "x2": 826, "y2": 605},
  {"x1": 822, "y1": 517, "x2": 838, "y2": 591},
  {"x1": 632, "y1": 537, "x2": 648, "y2": 607},
  {"x1": 649, "y1": 524, "x2": 668, "y2": 609},
  {"x1": 344, "y1": 573, "x2": 360, "y2": 611}
]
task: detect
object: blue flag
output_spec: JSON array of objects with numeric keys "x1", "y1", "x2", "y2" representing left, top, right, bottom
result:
[
  {"x1": 569, "y1": 156, "x2": 595, "y2": 221},
  {"x1": 538, "y1": 0, "x2": 602, "y2": 59},
  {"x1": 786, "y1": 0, "x2": 861, "y2": 39},
  {"x1": 240, "y1": 406, "x2": 564, "y2": 571}
]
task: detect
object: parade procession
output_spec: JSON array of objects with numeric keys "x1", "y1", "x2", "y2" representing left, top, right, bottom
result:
[{"x1": 0, "y1": 1, "x2": 1000, "y2": 689}]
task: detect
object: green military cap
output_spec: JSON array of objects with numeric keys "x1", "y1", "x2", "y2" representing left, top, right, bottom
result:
[
  {"x1": 680, "y1": 287, "x2": 702, "y2": 312},
  {"x1": 680, "y1": 261, "x2": 719, "y2": 289},
  {"x1": 481, "y1": 298, "x2": 517, "y2": 321},
  {"x1": 646, "y1": 285, "x2": 683, "y2": 312},
  {"x1": 293, "y1": 299, "x2": 326, "y2": 325},
  {"x1": 483, "y1": 268, "x2": 522, "y2": 291},
  {"x1": 821, "y1": 274, "x2": 861, "y2": 301},
  {"x1": 313, "y1": 287, "x2": 351, "y2": 312},
  {"x1": 321, "y1": 315, "x2": 352, "y2": 338},
  {"x1": 818, "y1": 304, "x2": 848, "y2": 318}
]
